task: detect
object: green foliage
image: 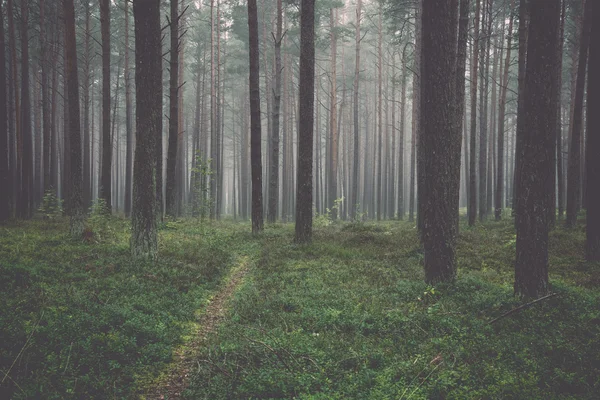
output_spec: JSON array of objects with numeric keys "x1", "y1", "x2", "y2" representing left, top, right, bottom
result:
[
  {"x1": 87, "y1": 198, "x2": 116, "y2": 242},
  {"x1": 38, "y1": 190, "x2": 63, "y2": 220},
  {"x1": 188, "y1": 153, "x2": 214, "y2": 221},
  {"x1": 185, "y1": 219, "x2": 600, "y2": 399},
  {"x1": 0, "y1": 219, "x2": 238, "y2": 399}
]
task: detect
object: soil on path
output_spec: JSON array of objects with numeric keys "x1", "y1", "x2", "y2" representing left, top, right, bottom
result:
[{"x1": 141, "y1": 257, "x2": 249, "y2": 399}]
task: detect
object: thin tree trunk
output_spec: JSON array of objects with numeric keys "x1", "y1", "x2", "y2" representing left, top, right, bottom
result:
[
  {"x1": 124, "y1": 0, "x2": 133, "y2": 217},
  {"x1": 328, "y1": 8, "x2": 339, "y2": 220},
  {"x1": 100, "y1": 0, "x2": 112, "y2": 213},
  {"x1": 20, "y1": 0, "x2": 33, "y2": 219},
  {"x1": 556, "y1": 0, "x2": 566, "y2": 219},
  {"x1": 0, "y1": 2, "x2": 8, "y2": 222},
  {"x1": 248, "y1": 0, "x2": 264, "y2": 233},
  {"x1": 351, "y1": 0, "x2": 362, "y2": 220},
  {"x1": 496, "y1": 0, "x2": 514, "y2": 220},
  {"x1": 469, "y1": 0, "x2": 481, "y2": 226},
  {"x1": 566, "y1": 0, "x2": 591, "y2": 228}
]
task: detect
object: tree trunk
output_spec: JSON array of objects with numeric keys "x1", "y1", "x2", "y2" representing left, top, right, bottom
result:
[
  {"x1": 124, "y1": 0, "x2": 133, "y2": 217},
  {"x1": 131, "y1": 0, "x2": 160, "y2": 260},
  {"x1": 268, "y1": 0, "x2": 283, "y2": 223},
  {"x1": 20, "y1": 0, "x2": 33, "y2": 219},
  {"x1": 64, "y1": 0, "x2": 84, "y2": 237},
  {"x1": 248, "y1": 0, "x2": 264, "y2": 234},
  {"x1": 166, "y1": 0, "x2": 180, "y2": 218},
  {"x1": 7, "y1": 0, "x2": 20, "y2": 218},
  {"x1": 586, "y1": 0, "x2": 599, "y2": 261},
  {"x1": 295, "y1": 0, "x2": 316, "y2": 242},
  {"x1": 0, "y1": 2, "x2": 8, "y2": 222},
  {"x1": 351, "y1": 0, "x2": 362, "y2": 220},
  {"x1": 100, "y1": 0, "x2": 112, "y2": 213},
  {"x1": 514, "y1": 0, "x2": 560, "y2": 298},
  {"x1": 495, "y1": 0, "x2": 514, "y2": 220},
  {"x1": 566, "y1": 0, "x2": 591, "y2": 228},
  {"x1": 468, "y1": 0, "x2": 481, "y2": 226},
  {"x1": 421, "y1": 0, "x2": 459, "y2": 283},
  {"x1": 556, "y1": 0, "x2": 566, "y2": 219},
  {"x1": 328, "y1": 7, "x2": 339, "y2": 220}
]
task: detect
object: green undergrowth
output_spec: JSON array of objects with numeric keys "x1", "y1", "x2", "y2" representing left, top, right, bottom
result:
[
  {"x1": 0, "y1": 217, "x2": 250, "y2": 399},
  {"x1": 185, "y1": 217, "x2": 600, "y2": 399}
]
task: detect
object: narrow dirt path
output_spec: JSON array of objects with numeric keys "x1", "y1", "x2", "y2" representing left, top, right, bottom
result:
[{"x1": 141, "y1": 257, "x2": 250, "y2": 399}]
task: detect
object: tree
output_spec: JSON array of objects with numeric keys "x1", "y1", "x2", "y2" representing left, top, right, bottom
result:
[
  {"x1": 586, "y1": 0, "x2": 599, "y2": 261},
  {"x1": 295, "y1": 0, "x2": 316, "y2": 243},
  {"x1": 268, "y1": 0, "x2": 284, "y2": 223},
  {"x1": 124, "y1": 0, "x2": 133, "y2": 217},
  {"x1": 100, "y1": 0, "x2": 112, "y2": 213},
  {"x1": 420, "y1": 0, "x2": 459, "y2": 283},
  {"x1": 566, "y1": 0, "x2": 591, "y2": 228},
  {"x1": 351, "y1": 0, "x2": 362, "y2": 220},
  {"x1": 495, "y1": 0, "x2": 515, "y2": 221},
  {"x1": 20, "y1": 0, "x2": 33, "y2": 219},
  {"x1": 166, "y1": 0, "x2": 180, "y2": 218},
  {"x1": 514, "y1": 0, "x2": 560, "y2": 298},
  {"x1": 64, "y1": 0, "x2": 84, "y2": 237},
  {"x1": 131, "y1": 0, "x2": 161, "y2": 259},
  {"x1": 468, "y1": 0, "x2": 481, "y2": 226},
  {"x1": 248, "y1": 0, "x2": 263, "y2": 234},
  {"x1": 328, "y1": 7, "x2": 338, "y2": 221},
  {"x1": 0, "y1": 2, "x2": 8, "y2": 222}
]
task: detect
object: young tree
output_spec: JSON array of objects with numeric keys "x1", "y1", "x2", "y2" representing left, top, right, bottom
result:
[
  {"x1": 420, "y1": 0, "x2": 459, "y2": 283},
  {"x1": 131, "y1": 0, "x2": 161, "y2": 259},
  {"x1": 295, "y1": 0, "x2": 316, "y2": 243},
  {"x1": 586, "y1": 0, "x2": 599, "y2": 261},
  {"x1": 514, "y1": 0, "x2": 560, "y2": 298},
  {"x1": 248, "y1": 0, "x2": 263, "y2": 234},
  {"x1": 0, "y1": 2, "x2": 8, "y2": 222},
  {"x1": 64, "y1": 0, "x2": 84, "y2": 237},
  {"x1": 100, "y1": 0, "x2": 112, "y2": 212}
]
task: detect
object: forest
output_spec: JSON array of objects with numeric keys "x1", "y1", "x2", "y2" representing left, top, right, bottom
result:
[{"x1": 0, "y1": 0, "x2": 598, "y2": 398}]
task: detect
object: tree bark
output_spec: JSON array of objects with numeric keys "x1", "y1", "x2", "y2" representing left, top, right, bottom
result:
[
  {"x1": 166, "y1": 0, "x2": 180, "y2": 218},
  {"x1": 421, "y1": 0, "x2": 459, "y2": 283},
  {"x1": 586, "y1": 0, "x2": 599, "y2": 261},
  {"x1": 495, "y1": 0, "x2": 514, "y2": 220},
  {"x1": 514, "y1": 0, "x2": 560, "y2": 298},
  {"x1": 566, "y1": 0, "x2": 591, "y2": 228},
  {"x1": 64, "y1": 0, "x2": 84, "y2": 237},
  {"x1": 295, "y1": 0, "x2": 316, "y2": 242},
  {"x1": 124, "y1": 0, "x2": 133, "y2": 217},
  {"x1": 468, "y1": 0, "x2": 481, "y2": 226},
  {"x1": 328, "y1": 8, "x2": 339, "y2": 221},
  {"x1": 100, "y1": 0, "x2": 112, "y2": 213},
  {"x1": 556, "y1": 0, "x2": 566, "y2": 220},
  {"x1": 351, "y1": 0, "x2": 362, "y2": 220},
  {"x1": 248, "y1": 0, "x2": 264, "y2": 234},
  {"x1": 131, "y1": 0, "x2": 160, "y2": 260},
  {"x1": 0, "y1": 2, "x2": 8, "y2": 222},
  {"x1": 20, "y1": 0, "x2": 33, "y2": 219},
  {"x1": 268, "y1": 0, "x2": 283, "y2": 223}
]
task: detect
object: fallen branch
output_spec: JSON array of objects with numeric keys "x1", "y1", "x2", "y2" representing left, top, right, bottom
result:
[{"x1": 489, "y1": 292, "x2": 559, "y2": 325}]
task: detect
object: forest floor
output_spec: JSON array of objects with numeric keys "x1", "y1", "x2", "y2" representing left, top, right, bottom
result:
[{"x1": 1, "y1": 214, "x2": 599, "y2": 399}]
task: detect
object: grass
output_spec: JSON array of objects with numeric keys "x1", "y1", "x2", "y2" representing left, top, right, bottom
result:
[
  {"x1": 184, "y1": 217, "x2": 600, "y2": 399},
  {"x1": 1, "y1": 214, "x2": 599, "y2": 399},
  {"x1": 0, "y1": 216, "x2": 247, "y2": 399}
]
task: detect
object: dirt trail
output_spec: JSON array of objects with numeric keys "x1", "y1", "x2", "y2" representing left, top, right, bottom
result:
[{"x1": 141, "y1": 257, "x2": 249, "y2": 399}]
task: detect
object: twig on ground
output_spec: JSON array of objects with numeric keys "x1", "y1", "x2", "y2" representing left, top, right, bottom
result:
[{"x1": 489, "y1": 292, "x2": 559, "y2": 325}]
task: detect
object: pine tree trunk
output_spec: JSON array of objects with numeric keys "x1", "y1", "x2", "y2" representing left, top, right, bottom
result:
[
  {"x1": 585, "y1": 0, "x2": 599, "y2": 261},
  {"x1": 421, "y1": 0, "x2": 459, "y2": 283},
  {"x1": 328, "y1": 7, "x2": 339, "y2": 220},
  {"x1": 0, "y1": 2, "x2": 8, "y2": 222},
  {"x1": 514, "y1": 0, "x2": 560, "y2": 298},
  {"x1": 468, "y1": 0, "x2": 481, "y2": 226},
  {"x1": 496, "y1": 1, "x2": 514, "y2": 220},
  {"x1": 64, "y1": 0, "x2": 84, "y2": 237},
  {"x1": 166, "y1": 0, "x2": 179, "y2": 218},
  {"x1": 131, "y1": 0, "x2": 160, "y2": 259},
  {"x1": 268, "y1": 0, "x2": 283, "y2": 223},
  {"x1": 248, "y1": 0, "x2": 264, "y2": 233},
  {"x1": 83, "y1": 0, "x2": 91, "y2": 210},
  {"x1": 295, "y1": 0, "x2": 316, "y2": 242},
  {"x1": 124, "y1": 0, "x2": 133, "y2": 217},
  {"x1": 566, "y1": 0, "x2": 591, "y2": 228},
  {"x1": 20, "y1": 0, "x2": 33, "y2": 219},
  {"x1": 556, "y1": 0, "x2": 566, "y2": 219},
  {"x1": 351, "y1": 0, "x2": 362, "y2": 220},
  {"x1": 100, "y1": 0, "x2": 112, "y2": 213}
]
